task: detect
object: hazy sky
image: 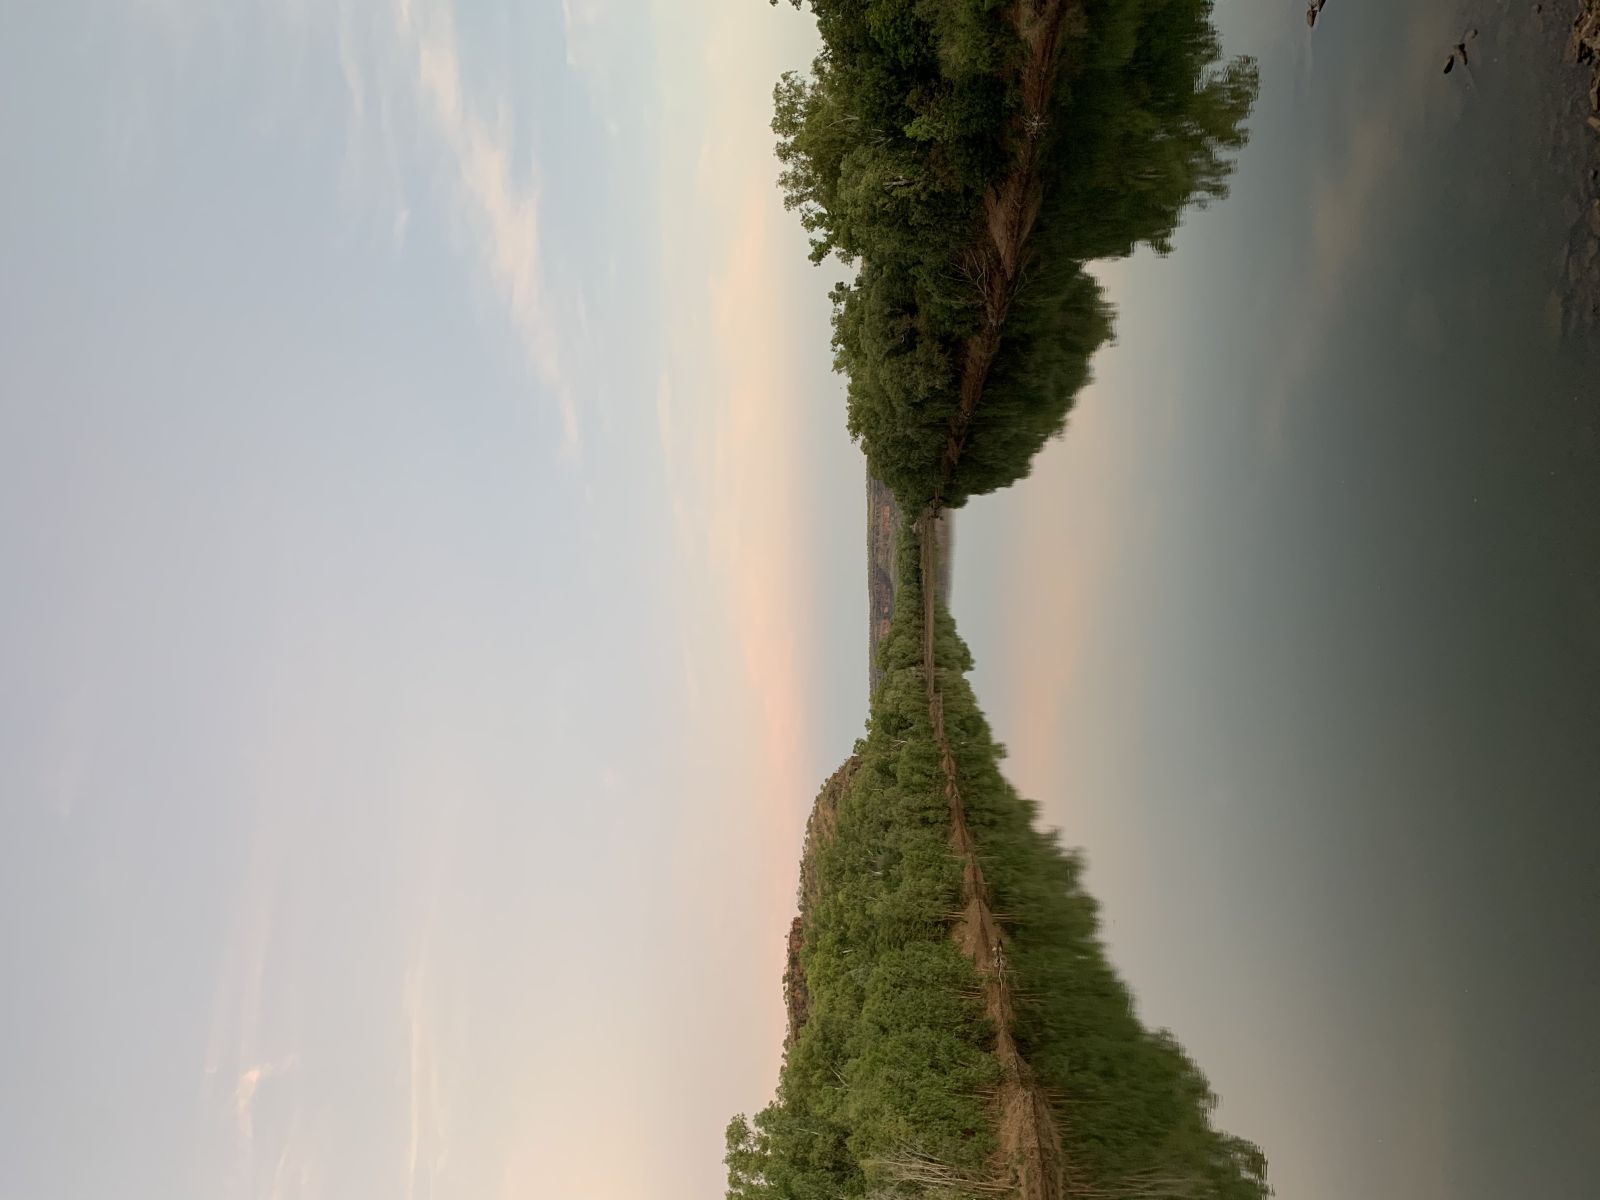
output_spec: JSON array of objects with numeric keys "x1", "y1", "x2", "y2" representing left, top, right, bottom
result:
[
  {"x1": 2, "y1": 2, "x2": 1596, "y2": 1199},
  {"x1": 2, "y1": 2, "x2": 855, "y2": 1196}
]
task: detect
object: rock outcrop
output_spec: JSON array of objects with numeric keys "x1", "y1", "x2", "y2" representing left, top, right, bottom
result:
[
  {"x1": 1548, "y1": 0, "x2": 1600, "y2": 336},
  {"x1": 782, "y1": 755, "x2": 857, "y2": 1046}
]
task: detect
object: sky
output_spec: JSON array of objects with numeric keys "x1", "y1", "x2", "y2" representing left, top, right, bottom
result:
[
  {"x1": 1, "y1": 2, "x2": 1597, "y2": 1200},
  {"x1": 1, "y1": 2, "x2": 857, "y2": 1196}
]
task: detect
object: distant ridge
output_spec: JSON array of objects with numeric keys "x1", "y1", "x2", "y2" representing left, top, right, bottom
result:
[{"x1": 867, "y1": 469, "x2": 951, "y2": 697}]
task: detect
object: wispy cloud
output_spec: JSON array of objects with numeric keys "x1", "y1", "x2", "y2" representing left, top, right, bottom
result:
[
  {"x1": 235, "y1": 1055, "x2": 299, "y2": 1150},
  {"x1": 201, "y1": 825, "x2": 311, "y2": 1200},
  {"x1": 402, "y1": 956, "x2": 447, "y2": 1200},
  {"x1": 266, "y1": 1128, "x2": 316, "y2": 1200},
  {"x1": 137, "y1": 0, "x2": 582, "y2": 457},
  {"x1": 203, "y1": 842, "x2": 275, "y2": 1088},
  {"x1": 560, "y1": 0, "x2": 607, "y2": 72},
  {"x1": 559, "y1": 0, "x2": 622, "y2": 139},
  {"x1": 393, "y1": 0, "x2": 580, "y2": 455}
]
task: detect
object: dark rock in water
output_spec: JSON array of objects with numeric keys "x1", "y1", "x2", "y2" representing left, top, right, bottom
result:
[
  {"x1": 1444, "y1": 55, "x2": 1456, "y2": 74},
  {"x1": 1571, "y1": 8, "x2": 1600, "y2": 65}
]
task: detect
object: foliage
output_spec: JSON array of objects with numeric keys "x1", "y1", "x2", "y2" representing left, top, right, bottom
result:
[
  {"x1": 728, "y1": 522, "x2": 1268, "y2": 1199},
  {"x1": 770, "y1": 0, "x2": 1258, "y2": 508},
  {"x1": 732, "y1": 4, "x2": 1268, "y2": 1194}
]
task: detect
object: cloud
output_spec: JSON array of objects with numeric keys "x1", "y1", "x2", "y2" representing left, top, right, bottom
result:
[
  {"x1": 200, "y1": 803, "x2": 311, "y2": 1197},
  {"x1": 235, "y1": 1055, "x2": 298, "y2": 1150},
  {"x1": 403, "y1": 950, "x2": 449, "y2": 1200},
  {"x1": 394, "y1": 0, "x2": 579, "y2": 455},
  {"x1": 335, "y1": 2, "x2": 365, "y2": 121},
  {"x1": 203, "y1": 825, "x2": 294, "y2": 1198},
  {"x1": 560, "y1": 0, "x2": 607, "y2": 72},
  {"x1": 266, "y1": 1131, "x2": 316, "y2": 1200},
  {"x1": 135, "y1": 0, "x2": 582, "y2": 457},
  {"x1": 559, "y1": 0, "x2": 624, "y2": 143}
]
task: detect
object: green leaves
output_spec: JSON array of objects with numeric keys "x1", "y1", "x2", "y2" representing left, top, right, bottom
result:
[
  {"x1": 732, "y1": 4, "x2": 1268, "y2": 1195},
  {"x1": 729, "y1": 522, "x2": 1270, "y2": 1199},
  {"x1": 771, "y1": 0, "x2": 1257, "y2": 511}
]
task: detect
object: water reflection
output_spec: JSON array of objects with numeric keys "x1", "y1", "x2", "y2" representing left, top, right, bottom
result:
[{"x1": 958, "y1": 3, "x2": 1600, "y2": 1197}]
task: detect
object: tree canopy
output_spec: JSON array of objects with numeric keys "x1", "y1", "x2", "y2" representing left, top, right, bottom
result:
[
  {"x1": 733, "y1": 4, "x2": 1267, "y2": 1194},
  {"x1": 771, "y1": 0, "x2": 1258, "y2": 508},
  {"x1": 727, "y1": 521, "x2": 1269, "y2": 1199}
]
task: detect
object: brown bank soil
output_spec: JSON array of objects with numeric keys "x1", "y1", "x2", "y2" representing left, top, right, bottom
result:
[
  {"x1": 919, "y1": 512, "x2": 1063, "y2": 1200},
  {"x1": 917, "y1": 1, "x2": 1079, "y2": 1194},
  {"x1": 935, "y1": 0, "x2": 1074, "y2": 511},
  {"x1": 783, "y1": 757, "x2": 854, "y2": 1050},
  {"x1": 1535, "y1": 0, "x2": 1600, "y2": 334}
]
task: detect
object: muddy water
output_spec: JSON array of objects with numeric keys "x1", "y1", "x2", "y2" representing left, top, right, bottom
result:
[{"x1": 957, "y1": 3, "x2": 1600, "y2": 1198}]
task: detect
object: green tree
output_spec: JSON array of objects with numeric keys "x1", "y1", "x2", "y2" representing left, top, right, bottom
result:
[
  {"x1": 730, "y1": 522, "x2": 1270, "y2": 1200},
  {"x1": 769, "y1": 0, "x2": 1258, "y2": 510}
]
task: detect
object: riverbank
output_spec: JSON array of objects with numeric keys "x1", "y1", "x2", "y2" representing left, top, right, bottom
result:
[{"x1": 1530, "y1": 0, "x2": 1600, "y2": 334}]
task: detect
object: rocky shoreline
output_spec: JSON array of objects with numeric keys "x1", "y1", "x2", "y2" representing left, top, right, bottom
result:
[
  {"x1": 1548, "y1": 0, "x2": 1600, "y2": 335},
  {"x1": 1566, "y1": 0, "x2": 1600, "y2": 113}
]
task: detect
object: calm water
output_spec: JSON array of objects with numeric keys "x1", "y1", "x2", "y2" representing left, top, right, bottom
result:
[{"x1": 961, "y1": 2, "x2": 1600, "y2": 1197}]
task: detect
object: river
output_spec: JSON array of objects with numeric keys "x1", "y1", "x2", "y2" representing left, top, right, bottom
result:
[{"x1": 957, "y1": 2, "x2": 1600, "y2": 1196}]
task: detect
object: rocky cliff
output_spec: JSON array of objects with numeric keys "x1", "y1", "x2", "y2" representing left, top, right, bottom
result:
[{"x1": 782, "y1": 755, "x2": 857, "y2": 1047}]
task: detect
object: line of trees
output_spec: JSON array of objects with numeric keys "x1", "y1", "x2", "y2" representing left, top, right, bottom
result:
[
  {"x1": 771, "y1": 0, "x2": 1257, "y2": 508},
  {"x1": 727, "y1": 523, "x2": 1269, "y2": 1199},
  {"x1": 731, "y1": 1, "x2": 1267, "y2": 1195}
]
